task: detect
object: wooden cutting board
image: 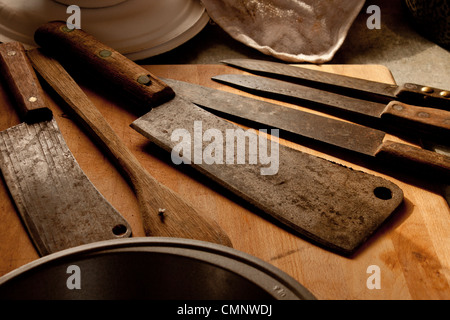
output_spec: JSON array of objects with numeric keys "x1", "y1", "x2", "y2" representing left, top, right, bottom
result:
[{"x1": 0, "y1": 64, "x2": 449, "y2": 300}]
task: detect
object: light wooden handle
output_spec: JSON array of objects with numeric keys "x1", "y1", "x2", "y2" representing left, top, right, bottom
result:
[
  {"x1": 376, "y1": 140, "x2": 450, "y2": 179},
  {"x1": 34, "y1": 21, "x2": 175, "y2": 110},
  {"x1": 382, "y1": 101, "x2": 450, "y2": 139},
  {"x1": 0, "y1": 42, "x2": 53, "y2": 123}
]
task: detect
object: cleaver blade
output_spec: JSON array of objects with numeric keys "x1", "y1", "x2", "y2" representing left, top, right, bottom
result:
[
  {"x1": 0, "y1": 42, "x2": 131, "y2": 256},
  {"x1": 131, "y1": 95, "x2": 404, "y2": 256}
]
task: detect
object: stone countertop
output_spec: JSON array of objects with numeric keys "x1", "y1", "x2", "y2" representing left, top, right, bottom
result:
[{"x1": 141, "y1": 0, "x2": 449, "y2": 89}]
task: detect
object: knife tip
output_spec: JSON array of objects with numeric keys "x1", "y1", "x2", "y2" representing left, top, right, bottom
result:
[
  {"x1": 219, "y1": 59, "x2": 232, "y2": 65},
  {"x1": 211, "y1": 74, "x2": 227, "y2": 82},
  {"x1": 220, "y1": 58, "x2": 245, "y2": 66}
]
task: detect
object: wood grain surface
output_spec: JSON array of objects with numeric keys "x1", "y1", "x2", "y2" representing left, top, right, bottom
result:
[{"x1": 0, "y1": 64, "x2": 448, "y2": 300}]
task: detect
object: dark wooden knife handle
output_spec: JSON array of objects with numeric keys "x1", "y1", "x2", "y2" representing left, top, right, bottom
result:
[
  {"x1": 395, "y1": 83, "x2": 450, "y2": 111},
  {"x1": 0, "y1": 42, "x2": 53, "y2": 123},
  {"x1": 382, "y1": 101, "x2": 450, "y2": 139},
  {"x1": 376, "y1": 140, "x2": 450, "y2": 179},
  {"x1": 34, "y1": 21, "x2": 175, "y2": 110}
]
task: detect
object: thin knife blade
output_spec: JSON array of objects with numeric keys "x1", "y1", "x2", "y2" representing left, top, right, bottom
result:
[
  {"x1": 212, "y1": 74, "x2": 388, "y2": 119},
  {"x1": 221, "y1": 59, "x2": 450, "y2": 110},
  {"x1": 162, "y1": 78, "x2": 385, "y2": 157},
  {"x1": 211, "y1": 74, "x2": 450, "y2": 143},
  {"x1": 161, "y1": 78, "x2": 450, "y2": 179},
  {"x1": 222, "y1": 58, "x2": 398, "y2": 102}
]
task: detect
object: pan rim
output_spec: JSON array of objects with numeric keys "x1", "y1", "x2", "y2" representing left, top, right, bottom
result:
[{"x1": 0, "y1": 237, "x2": 316, "y2": 300}]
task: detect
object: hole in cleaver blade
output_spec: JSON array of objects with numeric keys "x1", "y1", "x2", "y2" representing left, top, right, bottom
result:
[{"x1": 0, "y1": 119, "x2": 132, "y2": 256}]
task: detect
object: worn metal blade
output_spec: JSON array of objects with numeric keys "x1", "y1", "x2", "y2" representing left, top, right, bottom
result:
[
  {"x1": 162, "y1": 78, "x2": 386, "y2": 157},
  {"x1": 222, "y1": 59, "x2": 399, "y2": 101},
  {"x1": 131, "y1": 96, "x2": 404, "y2": 255},
  {"x1": 0, "y1": 119, "x2": 132, "y2": 256},
  {"x1": 212, "y1": 74, "x2": 388, "y2": 120},
  {"x1": 221, "y1": 59, "x2": 450, "y2": 110}
]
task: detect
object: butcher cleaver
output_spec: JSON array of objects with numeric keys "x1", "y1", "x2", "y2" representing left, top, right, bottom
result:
[
  {"x1": 0, "y1": 42, "x2": 131, "y2": 256},
  {"x1": 129, "y1": 95, "x2": 404, "y2": 255}
]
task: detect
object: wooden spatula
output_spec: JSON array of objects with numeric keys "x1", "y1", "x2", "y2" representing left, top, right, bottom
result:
[{"x1": 27, "y1": 48, "x2": 232, "y2": 248}]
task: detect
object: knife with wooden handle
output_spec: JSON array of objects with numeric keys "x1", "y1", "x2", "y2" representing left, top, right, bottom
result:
[
  {"x1": 221, "y1": 58, "x2": 450, "y2": 111},
  {"x1": 212, "y1": 74, "x2": 450, "y2": 144},
  {"x1": 0, "y1": 42, "x2": 132, "y2": 256}
]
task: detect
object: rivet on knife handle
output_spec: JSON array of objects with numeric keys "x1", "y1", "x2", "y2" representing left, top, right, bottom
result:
[
  {"x1": 0, "y1": 42, "x2": 53, "y2": 123},
  {"x1": 34, "y1": 21, "x2": 175, "y2": 110},
  {"x1": 396, "y1": 83, "x2": 450, "y2": 110}
]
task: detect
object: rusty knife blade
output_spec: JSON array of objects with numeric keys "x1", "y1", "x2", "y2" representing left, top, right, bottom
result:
[
  {"x1": 0, "y1": 42, "x2": 132, "y2": 256},
  {"x1": 161, "y1": 78, "x2": 385, "y2": 157},
  {"x1": 0, "y1": 119, "x2": 132, "y2": 256},
  {"x1": 161, "y1": 78, "x2": 450, "y2": 180},
  {"x1": 221, "y1": 59, "x2": 450, "y2": 111},
  {"x1": 212, "y1": 74, "x2": 450, "y2": 143}
]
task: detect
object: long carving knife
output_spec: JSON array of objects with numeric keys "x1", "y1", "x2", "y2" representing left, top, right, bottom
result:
[
  {"x1": 0, "y1": 42, "x2": 132, "y2": 256},
  {"x1": 161, "y1": 78, "x2": 450, "y2": 180},
  {"x1": 212, "y1": 74, "x2": 450, "y2": 144},
  {"x1": 221, "y1": 58, "x2": 450, "y2": 111}
]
